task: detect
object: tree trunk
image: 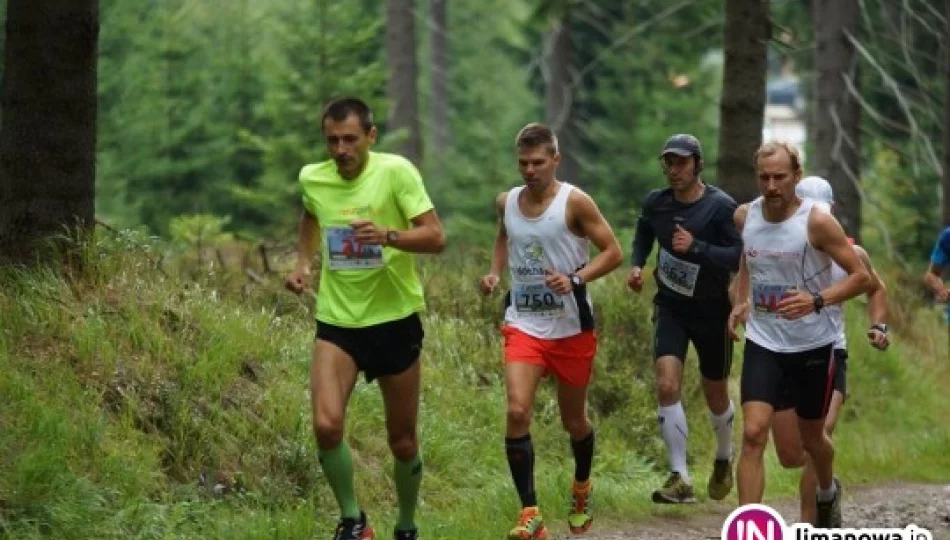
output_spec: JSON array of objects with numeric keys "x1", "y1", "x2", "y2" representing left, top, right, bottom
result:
[
  {"x1": 943, "y1": 0, "x2": 950, "y2": 227},
  {"x1": 385, "y1": 0, "x2": 423, "y2": 166},
  {"x1": 717, "y1": 0, "x2": 769, "y2": 204},
  {"x1": 812, "y1": 0, "x2": 861, "y2": 240},
  {"x1": 0, "y1": 0, "x2": 99, "y2": 266},
  {"x1": 544, "y1": 13, "x2": 580, "y2": 186},
  {"x1": 430, "y1": 0, "x2": 449, "y2": 176}
]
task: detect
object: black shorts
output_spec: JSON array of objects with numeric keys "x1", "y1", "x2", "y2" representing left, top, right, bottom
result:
[
  {"x1": 740, "y1": 339, "x2": 836, "y2": 420},
  {"x1": 315, "y1": 313, "x2": 424, "y2": 382},
  {"x1": 652, "y1": 304, "x2": 733, "y2": 381},
  {"x1": 832, "y1": 348, "x2": 847, "y2": 397}
]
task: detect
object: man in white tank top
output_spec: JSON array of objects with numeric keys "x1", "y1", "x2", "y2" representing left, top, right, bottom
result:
[
  {"x1": 477, "y1": 123, "x2": 622, "y2": 539},
  {"x1": 728, "y1": 142, "x2": 871, "y2": 528},
  {"x1": 732, "y1": 176, "x2": 890, "y2": 525}
]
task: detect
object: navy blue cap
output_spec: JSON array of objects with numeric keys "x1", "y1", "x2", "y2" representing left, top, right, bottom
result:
[{"x1": 660, "y1": 134, "x2": 703, "y2": 160}]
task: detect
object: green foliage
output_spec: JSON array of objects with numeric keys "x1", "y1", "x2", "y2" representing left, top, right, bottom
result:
[
  {"x1": 251, "y1": 0, "x2": 390, "y2": 234},
  {"x1": 0, "y1": 232, "x2": 948, "y2": 539},
  {"x1": 861, "y1": 144, "x2": 942, "y2": 261},
  {"x1": 0, "y1": 0, "x2": 941, "y2": 269},
  {"x1": 89, "y1": 0, "x2": 731, "y2": 241},
  {"x1": 531, "y1": 1, "x2": 725, "y2": 228},
  {"x1": 95, "y1": 0, "x2": 390, "y2": 237},
  {"x1": 169, "y1": 214, "x2": 233, "y2": 249},
  {"x1": 416, "y1": 0, "x2": 538, "y2": 230},
  {"x1": 856, "y1": 0, "x2": 945, "y2": 260}
]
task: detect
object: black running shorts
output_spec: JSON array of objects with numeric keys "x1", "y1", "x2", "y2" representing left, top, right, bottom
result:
[
  {"x1": 315, "y1": 313, "x2": 424, "y2": 382},
  {"x1": 652, "y1": 304, "x2": 733, "y2": 381},
  {"x1": 740, "y1": 338, "x2": 836, "y2": 420},
  {"x1": 831, "y1": 348, "x2": 847, "y2": 397}
]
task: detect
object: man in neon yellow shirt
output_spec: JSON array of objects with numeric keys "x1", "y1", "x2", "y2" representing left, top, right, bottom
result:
[{"x1": 285, "y1": 97, "x2": 446, "y2": 540}]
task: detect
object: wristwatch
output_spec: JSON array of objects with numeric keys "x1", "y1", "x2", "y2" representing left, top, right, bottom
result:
[
  {"x1": 568, "y1": 273, "x2": 585, "y2": 290},
  {"x1": 386, "y1": 229, "x2": 399, "y2": 245},
  {"x1": 812, "y1": 292, "x2": 825, "y2": 313},
  {"x1": 870, "y1": 323, "x2": 888, "y2": 334}
]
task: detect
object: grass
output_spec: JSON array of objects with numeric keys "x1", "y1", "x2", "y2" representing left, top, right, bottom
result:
[{"x1": 0, "y1": 231, "x2": 948, "y2": 539}]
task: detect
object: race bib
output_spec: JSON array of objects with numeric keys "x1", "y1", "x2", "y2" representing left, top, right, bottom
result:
[
  {"x1": 752, "y1": 283, "x2": 797, "y2": 318},
  {"x1": 325, "y1": 226, "x2": 384, "y2": 270},
  {"x1": 657, "y1": 248, "x2": 700, "y2": 297},
  {"x1": 512, "y1": 281, "x2": 566, "y2": 319}
]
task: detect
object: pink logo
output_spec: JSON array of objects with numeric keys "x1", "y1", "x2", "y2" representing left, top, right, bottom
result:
[{"x1": 721, "y1": 504, "x2": 786, "y2": 540}]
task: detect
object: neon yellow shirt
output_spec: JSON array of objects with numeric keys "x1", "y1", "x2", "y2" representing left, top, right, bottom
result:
[{"x1": 300, "y1": 152, "x2": 434, "y2": 328}]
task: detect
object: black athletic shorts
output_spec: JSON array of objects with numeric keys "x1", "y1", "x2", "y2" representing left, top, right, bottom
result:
[
  {"x1": 315, "y1": 313, "x2": 424, "y2": 382},
  {"x1": 652, "y1": 304, "x2": 733, "y2": 381},
  {"x1": 831, "y1": 348, "x2": 847, "y2": 397},
  {"x1": 740, "y1": 339, "x2": 836, "y2": 420}
]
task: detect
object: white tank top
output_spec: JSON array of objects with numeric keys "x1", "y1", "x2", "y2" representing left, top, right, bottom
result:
[
  {"x1": 829, "y1": 262, "x2": 848, "y2": 349},
  {"x1": 504, "y1": 183, "x2": 592, "y2": 339},
  {"x1": 742, "y1": 197, "x2": 838, "y2": 353},
  {"x1": 813, "y1": 200, "x2": 848, "y2": 350}
]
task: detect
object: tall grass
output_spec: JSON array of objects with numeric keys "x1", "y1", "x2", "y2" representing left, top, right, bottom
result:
[{"x1": 0, "y1": 233, "x2": 947, "y2": 539}]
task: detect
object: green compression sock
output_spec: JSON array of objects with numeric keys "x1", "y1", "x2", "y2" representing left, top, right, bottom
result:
[
  {"x1": 318, "y1": 441, "x2": 360, "y2": 519},
  {"x1": 394, "y1": 453, "x2": 423, "y2": 530}
]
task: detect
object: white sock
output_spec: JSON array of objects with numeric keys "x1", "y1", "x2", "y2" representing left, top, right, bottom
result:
[
  {"x1": 659, "y1": 402, "x2": 690, "y2": 483},
  {"x1": 817, "y1": 481, "x2": 838, "y2": 502},
  {"x1": 708, "y1": 400, "x2": 735, "y2": 461}
]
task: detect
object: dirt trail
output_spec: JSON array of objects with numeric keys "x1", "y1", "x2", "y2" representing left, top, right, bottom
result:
[{"x1": 554, "y1": 483, "x2": 950, "y2": 539}]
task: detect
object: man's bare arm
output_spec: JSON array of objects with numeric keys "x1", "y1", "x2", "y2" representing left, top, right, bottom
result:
[
  {"x1": 286, "y1": 210, "x2": 321, "y2": 293},
  {"x1": 390, "y1": 209, "x2": 447, "y2": 253},
  {"x1": 728, "y1": 203, "x2": 750, "y2": 305},
  {"x1": 809, "y1": 210, "x2": 870, "y2": 306},
  {"x1": 572, "y1": 190, "x2": 623, "y2": 284},
  {"x1": 924, "y1": 262, "x2": 949, "y2": 302},
  {"x1": 478, "y1": 192, "x2": 509, "y2": 295},
  {"x1": 855, "y1": 246, "x2": 888, "y2": 325},
  {"x1": 490, "y1": 192, "x2": 509, "y2": 277}
]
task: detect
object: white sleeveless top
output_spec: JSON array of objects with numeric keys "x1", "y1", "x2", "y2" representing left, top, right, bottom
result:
[
  {"x1": 829, "y1": 262, "x2": 848, "y2": 349},
  {"x1": 504, "y1": 183, "x2": 592, "y2": 339},
  {"x1": 743, "y1": 197, "x2": 837, "y2": 353},
  {"x1": 813, "y1": 200, "x2": 848, "y2": 350}
]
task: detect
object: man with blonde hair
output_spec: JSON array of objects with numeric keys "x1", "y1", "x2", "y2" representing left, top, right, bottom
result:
[
  {"x1": 729, "y1": 141, "x2": 870, "y2": 528},
  {"x1": 733, "y1": 174, "x2": 890, "y2": 525}
]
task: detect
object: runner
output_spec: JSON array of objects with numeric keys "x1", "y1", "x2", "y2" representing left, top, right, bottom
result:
[
  {"x1": 285, "y1": 97, "x2": 446, "y2": 540},
  {"x1": 729, "y1": 142, "x2": 870, "y2": 528},
  {"x1": 734, "y1": 176, "x2": 890, "y2": 524},
  {"x1": 478, "y1": 122, "x2": 622, "y2": 539},
  {"x1": 627, "y1": 134, "x2": 742, "y2": 503}
]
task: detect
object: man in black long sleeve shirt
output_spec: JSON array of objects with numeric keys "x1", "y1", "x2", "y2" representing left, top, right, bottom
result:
[{"x1": 626, "y1": 134, "x2": 742, "y2": 505}]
